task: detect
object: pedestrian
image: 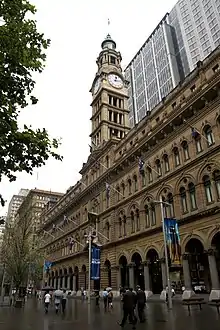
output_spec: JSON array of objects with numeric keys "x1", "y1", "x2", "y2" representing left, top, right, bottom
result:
[
  {"x1": 136, "y1": 285, "x2": 146, "y2": 323},
  {"x1": 54, "y1": 295, "x2": 61, "y2": 314},
  {"x1": 61, "y1": 289, "x2": 67, "y2": 314},
  {"x1": 129, "y1": 288, "x2": 137, "y2": 324},
  {"x1": 95, "y1": 290, "x2": 100, "y2": 306},
  {"x1": 103, "y1": 288, "x2": 108, "y2": 311},
  {"x1": 118, "y1": 288, "x2": 137, "y2": 330},
  {"x1": 44, "y1": 290, "x2": 51, "y2": 314},
  {"x1": 108, "y1": 289, "x2": 113, "y2": 310}
]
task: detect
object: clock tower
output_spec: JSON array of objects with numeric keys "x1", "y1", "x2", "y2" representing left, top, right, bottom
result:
[{"x1": 90, "y1": 34, "x2": 130, "y2": 148}]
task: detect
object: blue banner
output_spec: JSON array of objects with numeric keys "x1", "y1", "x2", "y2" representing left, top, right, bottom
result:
[
  {"x1": 91, "y1": 246, "x2": 100, "y2": 280},
  {"x1": 44, "y1": 261, "x2": 53, "y2": 272},
  {"x1": 164, "y1": 218, "x2": 181, "y2": 265}
]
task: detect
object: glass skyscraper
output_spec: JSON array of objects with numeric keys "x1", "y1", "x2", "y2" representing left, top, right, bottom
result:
[{"x1": 126, "y1": 0, "x2": 220, "y2": 127}]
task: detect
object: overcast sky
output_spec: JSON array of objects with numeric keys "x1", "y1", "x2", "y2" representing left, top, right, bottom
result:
[{"x1": 0, "y1": 0, "x2": 178, "y2": 216}]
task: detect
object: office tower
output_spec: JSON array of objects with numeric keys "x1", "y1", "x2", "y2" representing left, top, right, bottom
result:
[{"x1": 126, "y1": 0, "x2": 220, "y2": 127}]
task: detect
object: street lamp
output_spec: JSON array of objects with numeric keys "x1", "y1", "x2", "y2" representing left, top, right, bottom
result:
[
  {"x1": 85, "y1": 212, "x2": 109, "y2": 304},
  {"x1": 153, "y1": 197, "x2": 173, "y2": 309}
]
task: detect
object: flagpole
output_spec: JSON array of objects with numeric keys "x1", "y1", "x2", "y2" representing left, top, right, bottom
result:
[
  {"x1": 183, "y1": 119, "x2": 211, "y2": 145},
  {"x1": 88, "y1": 229, "x2": 92, "y2": 305}
]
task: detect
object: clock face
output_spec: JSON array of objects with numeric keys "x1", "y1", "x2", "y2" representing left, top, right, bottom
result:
[
  {"x1": 94, "y1": 78, "x2": 101, "y2": 94},
  {"x1": 108, "y1": 74, "x2": 123, "y2": 89}
]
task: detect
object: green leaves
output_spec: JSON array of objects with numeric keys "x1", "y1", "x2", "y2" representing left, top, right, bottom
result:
[{"x1": 0, "y1": 0, "x2": 62, "y2": 202}]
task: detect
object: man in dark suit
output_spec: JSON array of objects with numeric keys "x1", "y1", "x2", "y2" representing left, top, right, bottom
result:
[
  {"x1": 118, "y1": 288, "x2": 137, "y2": 330},
  {"x1": 136, "y1": 285, "x2": 146, "y2": 323}
]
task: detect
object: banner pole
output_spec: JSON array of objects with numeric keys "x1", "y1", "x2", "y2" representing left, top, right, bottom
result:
[
  {"x1": 160, "y1": 196, "x2": 173, "y2": 309},
  {"x1": 88, "y1": 231, "x2": 92, "y2": 304}
]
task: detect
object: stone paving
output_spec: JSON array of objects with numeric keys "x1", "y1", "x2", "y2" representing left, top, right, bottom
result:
[{"x1": 0, "y1": 298, "x2": 220, "y2": 330}]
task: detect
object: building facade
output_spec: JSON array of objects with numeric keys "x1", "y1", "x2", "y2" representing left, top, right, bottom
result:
[
  {"x1": 126, "y1": 0, "x2": 220, "y2": 127},
  {"x1": 6, "y1": 189, "x2": 29, "y2": 225},
  {"x1": 39, "y1": 38, "x2": 220, "y2": 300},
  {"x1": 16, "y1": 189, "x2": 64, "y2": 249}
]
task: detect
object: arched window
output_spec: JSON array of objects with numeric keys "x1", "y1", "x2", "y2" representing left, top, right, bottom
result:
[
  {"x1": 147, "y1": 167, "x2": 153, "y2": 183},
  {"x1": 155, "y1": 159, "x2": 162, "y2": 176},
  {"x1": 119, "y1": 218, "x2": 122, "y2": 237},
  {"x1": 136, "y1": 209, "x2": 140, "y2": 231},
  {"x1": 144, "y1": 205, "x2": 150, "y2": 228},
  {"x1": 163, "y1": 154, "x2": 170, "y2": 172},
  {"x1": 213, "y1": 170, "x2": 220, "y2": 199},
  {"x1": 142, "y1": 173, "x2": 146, "y2": 187},
  {"x1": 151, "y1": 206, "x2": 156, "y2": 226},
  {"x1": 116, "y1": 186, "x2": 120, "y2": 202},
  {"x1": 131, "y1": 211, "x2": 135, "y2": 233},
  {"x1": 173, "y1": 147, "x2": 180, "y2": 166},
  {"x1": 106, "y1": 222, "x2": 110, "y2": 239},
  {"x1": 182, "y1": 141, "x2": 190, "y2": 160},
  {"x1": 204, "y1": 125, "x2": 214, "y2": 146},
  {"x1": 180, "y1": 187, "x2": 188, "y2": 213},
  {"x1": 167, "y1": 193, "x2": 175, "y2": 217},
  {"x1": 195, "y1": 137, "x2": 202, "y2": 153},
  {"x1": 134, "y1": 175, "x2": 138, "y2": 191},
  {"x1": 188, "y1": 183, "x2": 197, "y2": 210},
  {"x1": 123, "y1": 215, "x2": 127, "y2": 236},
  {"x1": 121, "y1": 183, "x2": 125, "y2": 197},
  {"x1": 203, "y1": 175, "x2": 213, "y2": 203},
  {"x1": 106, "y1": 156, "x2": 109, "y2": 168},
  {"x1": 128, "y1": 179, "x2": 132, "y2": 195}
]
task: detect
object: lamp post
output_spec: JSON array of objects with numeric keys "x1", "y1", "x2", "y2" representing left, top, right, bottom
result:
[
  {"x1": 153, "y1": 197, "x2": 173, "y2": 309},
  {"x1": 84, "y1": 228, "x2": 96, "y2": 304},
  {"x1": 85, "y1": 212, "x2": 109, "y2": 304}
]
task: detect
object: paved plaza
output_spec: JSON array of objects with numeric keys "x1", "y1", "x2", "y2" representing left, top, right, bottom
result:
[{"x1": 0, "y1": 298, "x2": 220, "y2": 330}]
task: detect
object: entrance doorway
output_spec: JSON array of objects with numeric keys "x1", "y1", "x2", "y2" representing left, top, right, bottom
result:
[{"x1": 146, "y1": 249, "x2": 162, "y2": 294}]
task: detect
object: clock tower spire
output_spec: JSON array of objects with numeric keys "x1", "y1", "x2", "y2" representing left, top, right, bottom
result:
[{"x1": 90, "y1": 34, "x2": 130, "y2": 149}]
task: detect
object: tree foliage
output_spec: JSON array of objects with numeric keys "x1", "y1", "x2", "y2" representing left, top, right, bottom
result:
[
  {"x1": 1, "y1": 218, "x2": 44, "y2": 291},
  {"x1": 0, "y1": 0, "x2": 63, "y2": 205}
]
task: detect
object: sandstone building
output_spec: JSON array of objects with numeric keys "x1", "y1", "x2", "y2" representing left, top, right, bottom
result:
[{"x1": 39, "y1": 37, "x2": 220, "y2": 300}]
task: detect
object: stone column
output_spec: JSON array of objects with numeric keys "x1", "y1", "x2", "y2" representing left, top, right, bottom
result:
[
  {"x1": 117, "y1": 266, "x2": 122, "y2": 289},
  {"x1": 73, "y1": 275, "x2": 76, "y2": 294},
  {"x1": 54, "y1": 277, "x2": 57, "y2": 289},
  {"x1": 208, "y1": 249, "x2": 220, "y2": 300},
  {"x1": 128, "y1": 263, "x2": 135, "y2": 289},
  {"x1": 143, "y1": 261, "x2": 153, "y2": 299},
  {"x1": 57, "y1": 277, "x2": 61, "y2": 289},
  {"x1": 182, "y1": 253, "x2": 194, "y2": 300},
  {"x1": 160, "y1": 258, "x2": 167, "y2": 300},
  {"x1": 67, "y1": 276, "x2": 70, "y2": 291}
]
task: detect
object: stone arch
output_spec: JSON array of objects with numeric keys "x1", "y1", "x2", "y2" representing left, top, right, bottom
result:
[
  {"x1": 140, "y1": 194, "x2": 154, "y2": 210},
  {"x1": 81, "y1": 264, "x2": 87, "y2": 289},
  {"x1": 208, "y1": 226, "x2": 220, "y2": 247},
  {"x1": 201, "y1": 121, "x2": 213, "y2": 131},
  {"x1": 127, "y1": 202, "x2": 140, "y2": 215},
  {"x1": 130, "y1": 249, "x2": 144, "y2": 262},
  {"x1": 196, "y1": 160, "x2": 220, "y2": 183},
  {"x1": 145, "y1": 245, "x2": 160, "y2": 259},
  {"x1": 181, "y1": 232, "x2": 207, "y2": 253},
  {"x1": 116, "y1": 208, "x2": 126, "y2": 217},
  {"x1": 156, "y1": 184, "x2": 174, "y2": 199},
  {"x1": 118, "y1": 252, "x2": 129, "y2": 265},
  {"x1": 174, "y1": 173, "x2": 197, "y2": 195}
]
